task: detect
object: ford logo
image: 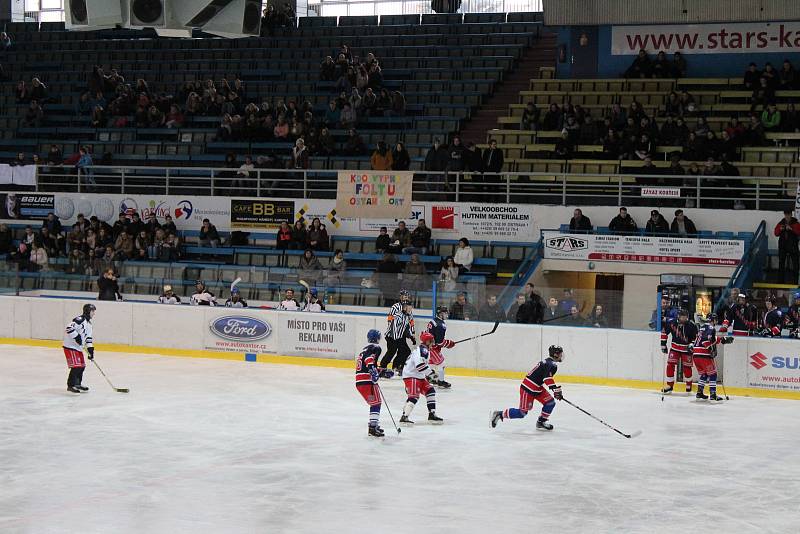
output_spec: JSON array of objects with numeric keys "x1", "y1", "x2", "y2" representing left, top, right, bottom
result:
[{"x1": 210, "y1": 316, "x2": 271, "y2": 341}]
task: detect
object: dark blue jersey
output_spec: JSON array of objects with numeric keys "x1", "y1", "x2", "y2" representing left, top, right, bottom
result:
[
  {"x1": 355, "y1": 343, "x2": 382, "y2": 385},
  {"x1": 764, "y1": 308, "x2": 783, "y2": 336},
  {"x1": 426, "y1": 317, "x2": 447, "y2": 344},
  {"x1": 521, "y1": 357, "x2": 559, "y2": 393}
]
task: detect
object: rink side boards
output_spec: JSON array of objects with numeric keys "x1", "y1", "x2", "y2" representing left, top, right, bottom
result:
[{"x1": 1, "y1": 296, "x2": 799, "y2": 400}]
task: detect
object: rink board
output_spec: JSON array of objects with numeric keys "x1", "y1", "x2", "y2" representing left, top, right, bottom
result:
[{"x1": 1, "y1": 296, "x2": 799, "y2": 400}]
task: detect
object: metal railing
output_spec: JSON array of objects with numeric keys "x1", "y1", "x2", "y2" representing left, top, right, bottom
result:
[
  {"x1": 26, "y1": 165, "x2": 798, "y2": 210},
  {"x1": 303, "y1": 0, "x2": 542, "y2": 17}
]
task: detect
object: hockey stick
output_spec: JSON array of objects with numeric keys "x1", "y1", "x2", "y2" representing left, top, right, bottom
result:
[
  {"x1": 376, "y1": 384, "x2": 401, "y2": 434},
  {"x1": 230, "y1": 277, "x2": 242, "y2": 293},
  {"x1": 453, "y1": 321, "x2": 499, "y2": 345},
  {"x1": 561, "y1": 398, "x2": 641, "y2": 439},
  {"x1": 91, "y1": 359, "x2": 129, "y2": 393},
  {"x1": 660, "y1": 349, "x2": 668, "y2": 402}
]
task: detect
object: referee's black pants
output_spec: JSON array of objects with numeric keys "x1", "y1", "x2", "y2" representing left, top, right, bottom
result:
[{"x1": 380, "y1": 337, "x2": 411, "y2": 371}]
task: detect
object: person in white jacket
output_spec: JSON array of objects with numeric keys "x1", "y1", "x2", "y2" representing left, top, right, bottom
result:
[
  {"x1": 453, "y1": 237, "x2": 473, "y2": 273},
  {"x1": 399, "y1": 332, "x2": 444, "y2": 425}
]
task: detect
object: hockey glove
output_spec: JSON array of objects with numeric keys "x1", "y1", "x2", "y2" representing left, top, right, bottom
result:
[
  {"x1": 410, "y1": 336, "x2": 417, "y2": 345},
  {"x1": 441, "y1": 339, "x2": 456, "y2": 349},
  {"x1": 687, "y1": 344, "x2": 695, "y2": 353},
  {"x1": 721, "y1": 337, "x2": 734, "y2": 344},
  {"x1": 427, "y1": 371, "x2": 439, "y2": 383},
  {"x1": 369, "y1": 368, "x2": 380, "y2": 383},
  {"x1": 660, "y1": 344, "x2": 668, "y2": 354},
  {"x1": 87, "y1": 347, "x2": 94, "y2": 360},
  {"x1": 551, "y1": 385, "x2": 563, "y2": 401}
]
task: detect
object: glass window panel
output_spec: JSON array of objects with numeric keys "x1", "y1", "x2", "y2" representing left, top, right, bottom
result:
[
  {"x1": 347, "y1": 3, "x2": 374, "y2": 16},
  {"x1": 40, "y1": 10, "x2": 65, "y2": 22},
  {"x1": 25, "y1": 0, "x2": 39, "y2": 11},
  {"x1": 375, "y1": 2, "x2": 403, "y2": 15},
  {"x1": 320, "y1": 3, "x2": 347, "y2": 16},
  {"x1": 42, "y1": 0, "x2": 63, "y2": 9}
]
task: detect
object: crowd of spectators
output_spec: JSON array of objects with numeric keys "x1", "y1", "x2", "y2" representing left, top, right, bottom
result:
[{"x1": 568, "y1": 206, "x2": 700, "y2": 237}]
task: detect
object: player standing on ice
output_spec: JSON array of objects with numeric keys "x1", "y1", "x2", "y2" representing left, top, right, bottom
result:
[
  {"x1": 63, "y1": 303, "x2": 95, "y2": 394},
  {"x1": 379, "y1": 289, "x2": 415, "y2": 377},
  {"x1": 661, "y1": 308, "x2": 698, "y2": 394},
  {"x1": 720, "y1": 292, "x2": 757, "y2": 336},
  {"x1": 426, "y1": 306, "x2": 455, "y2": 389},
  {"x1": 491, "y1": 345, "x2": 563, "y2": 431},
  {"x1": 693, "y1": 313, "x2": 733, "y2": 401},
  {"x1": 356, "y1": 329, "x2": 385, "y2": 437},
  {"x1": 399, "y1": 332, "x2": 443, "y2": 425}
]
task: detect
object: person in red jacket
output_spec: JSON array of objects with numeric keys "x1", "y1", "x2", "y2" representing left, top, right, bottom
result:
[
  {"x1": 276, "y1": 221, "x2": 292, "y2": 250},
  {"x1": 774, "y1": 210, "x2": 800, "y2": 283}
]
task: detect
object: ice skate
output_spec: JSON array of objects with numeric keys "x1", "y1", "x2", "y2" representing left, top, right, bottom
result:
[
  {"x1": 67, "y1": 386, "x2": 81, "y2": 394},
  {"x1": 437, "y1": 380, "x2": 451, "y2": 389},
  {"x1": 428, "y1": 412, "x2": 443, "y2": 424},
  {"x1": 661, "y1": 385, "x2": 673, "y2": 394},
  {"x1": 491, "y1": 411, "x2": 503, "y2": 428},
  {"x1": 77, "y1": 385, "x2": 89, "y2": 392},
  {"x1": 536, "y1": 418, "x2": 553, "y2": 431},
  {"x1": 685, "y1": 383, "x2": 692, "y2": 393},
  {"x1": 399, "y1": 415, "x2": 414, "y2": 425},
  {"x1": 368, "y1": 425, "x2": 385, "y2": 437},
  {"x1": 696, "y1": 391, "x2": 708, "y2": 400},
  {"x1": 709, "y1": 393, "x2": 724, "y2": 402}
]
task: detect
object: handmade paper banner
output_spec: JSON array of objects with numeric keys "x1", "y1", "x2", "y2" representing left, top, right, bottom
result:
[{"x1": 335, "y1": 171, "x2": 413, "y2": 219}]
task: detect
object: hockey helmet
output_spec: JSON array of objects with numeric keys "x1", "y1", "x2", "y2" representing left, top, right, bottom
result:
[
  {"x1": 793, "y1": 291, "x2": 800, "y2": 301},
  {"x1": 420, "y1": 332, "x2": 435, "y2": 345},
  {"x1": 82, "y1": 303, "x2": 96, "y2": 319},
  {"x1": 367, "y1": 329, "x2": 381, "y2": 344},
  {"x1": 436, "y1": 306, "x2": 449, "y2": 319},
  {"x1": 309, "y1": 288, "x2": 318, "y2": 297},
  {"x1": 736, "y1": 292, "x2": 747, "y2": 300},
  {"x1": 195, "y1": 279, "x2": 206, "y2": 289},
  {"x1": 548, "y1": 345, "x2": 564, "y2": 361},
  {"x1": 230, "y1": 287, "x2": 240, "y2": 295},
  {"x1": 398, "y1": 289, "x2": 412, "y2": 304},
  {"x1": 163, "y1": 284, "x2": 173, "y2": 293},
  {"x1": 705, "y1": 312, "x2": 718, "y2": 323},
  {"x1": 677, "y1": 308, "x2": 689, "y2": 317}
]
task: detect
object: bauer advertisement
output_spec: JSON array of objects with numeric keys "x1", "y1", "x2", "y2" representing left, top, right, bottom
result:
[{"x1": 542, "y1": 231, "x2": 744, "y2": 266}]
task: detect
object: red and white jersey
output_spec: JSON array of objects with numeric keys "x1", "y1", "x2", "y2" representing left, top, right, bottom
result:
[
  {"x1": 402, "y1": 346, "x2": 433, "y2": 379},
  {"x1": 428, "y1": 340, "x2": 455, "y2": 366},
  {"x1": 63, "y1": 315, "x2": 93, "y2": 352}
]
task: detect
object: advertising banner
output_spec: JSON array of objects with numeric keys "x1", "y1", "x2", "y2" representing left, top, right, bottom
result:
[
  {"x1": 0, "y1": 164, "x2": 37, "y2": 186},
  {"x1": 276, "y1": 313, "x2": 355, "y2": 359},
  {"x1": 542, "y1": 231, "x2": 744, "y2": 266},
  {"x1": 747, "y1": 347, "x2": 800, "y2": 392},
  {"x1": 641, "y1": 187, "x2": 681, "y2": 198},
  {"x1": 611, "y1": 22, "x2": 800, "y2": 55},
  {"x1": 335, "y1": 171, "x2": 413, "y2": 219},
  {"x1": 203, "y1": 311, "x2": 278, "y2": 354},
  {"x1": 230, "y1": 199, "x2": 294, "y2": 229},
  {"x1": 0, "y1": 193, "x2": 54, "y2": 220}
]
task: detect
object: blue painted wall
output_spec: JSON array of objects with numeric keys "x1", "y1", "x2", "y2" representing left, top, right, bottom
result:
[{"x1": 556, "y1": 25, "x2": 800, "y2": 79}]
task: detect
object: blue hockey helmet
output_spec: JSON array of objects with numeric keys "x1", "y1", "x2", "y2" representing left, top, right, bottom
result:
[
  {"x1": 367, "y1": 329, "x2": 381, "y2": 343},
  {"x1": 794, "y1": 291, "x2": 800, "y2": 301},
  {"x1": 230, "y1": 287, "x2": 240, "y2": 295},
  {"x1": 705, "y1": 312, "x2": 718, "y2": 323},
  {"x1": 309, "y1": 288, "x2": 318, "y2": 297}
]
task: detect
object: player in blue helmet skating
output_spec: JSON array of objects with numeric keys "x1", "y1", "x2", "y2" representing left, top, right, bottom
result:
[{"x1": 356, "y1": 329, "x2": 385, "y2": 437}]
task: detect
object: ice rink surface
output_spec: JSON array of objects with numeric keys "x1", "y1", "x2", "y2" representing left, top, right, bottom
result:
[{"x1": 1, "y1": 344, "x2": 799, "y2": 534}]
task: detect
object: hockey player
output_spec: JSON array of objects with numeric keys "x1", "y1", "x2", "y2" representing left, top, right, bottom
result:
[
  {"x1": 784, "y1": 291, "x2": 800, "y2": 337},
  {"x1": 720, "y1": 292, "x2": 757, "y2": 336},
  {"x1": 302, "y1": 288, "x2": 326, "y2": 313},
  {"x1": 379, "y1": 289, "x2": 415, "y2": 376},
  {"x1": 225, "y1": 287, "x2": 248, "y2": 308},
  {"x1": 491, "y1": 345, "x2": 564, "y2": 431},
  {"x1": 693, "y1": 313, "x2": 733, "y2": 401},
  {"x1": 399, "y1": 332, "x2": 443, "y2": 425},
  {"x1": 157, "y1": 285, "x2": 181, "y2": 304},
  {"x1": 661, "y1": 308, "x2": 698, "y2": 394},
  {"x1": 277, "y1": 288, "x2": 300, "y2": 311},
  {"x1": 63, "y1": 303, "x2": 95, "y2": 394},
  {"x1": 762, "y1": 298, "x2": 783, "y2": 337},
  {"x1": 190, "y1": 280, "x2": 217, "y2": 306},
  {"x1": 426, "y1": 306, "x2": 456, "y2": 388},
  {"x1": 356, "y1": 329, "x2": 385, "y2": 437}
]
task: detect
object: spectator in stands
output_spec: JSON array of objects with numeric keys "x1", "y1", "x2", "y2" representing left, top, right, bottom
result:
[
  {"x1": 762, "y1": 62, "x2": 779, "y2": 89},
  {"x1": 586, "y1": 304, "x2": 609, "y2": 328},
  {"x1": 114, "y1": 231, "x2": 134, "y2": 260},
  {"x1": 506, "y1": 294, "x2": 525, "y2": 323},
  {"x1": 543, "y1": 297, "x2": 560, "y2": 323},
  {"x1": 38, "y1": 226, "x2": 59, "y2": 258},
  {"x1": 14, "y1": 80, "x2": 28, "y2": 104},
  {"x1": 370, "y1": 141, "x2": 393, "y2": 171},
  {"x1": 554, "y1": 131, "x2": 573, "y2": 159},
  {"x1": 22, "y1": 225, "x2": 35, "y2": 246},
  {"x1": 276, "y1": 221, "x2": 292, "y2": 250},
  {"x1": 672, "y1": 52, "x2": 687, "y2": 78},
  {"x1": 625, "y1": 49, "x2": 652, "y2": 78},
  {"x1": 579, "y1": 115, "x2": 600, "y2": 145},
  {"x1": 385, "y1": 221, "x2": 409, "y2": 254},
  {"x1": 670, "y1": 209, "x2": 698, "y2": 237},
  {"x1": 143, "y1": 213, "x2": 160, "y2": 237},
  {"x1": 402, "y1": 219, "x2": 431, "y2": 255},
  {"x1": 561, "y1": 305, "x2": 584, "y2": 326},
  {"x1": 453, "y1": 238, "x2": 474, "y2": 274},
  {"x1": 0, "y1": 32, "x2": 11, "y2": 51},
  {"x1": 23, "y1": 100, "x2": 43, "y2": 128},
  {"x1": 75, "y1": 147, "x2": 94, "y2": 186},
  {"x1": 199, "y1": 218, "x2": 221, "y2": 248},
  {"x1": 392, "y1": 142, "x2": 410, "y2": 171},
  {"x1": 307, "y1": 218, "x2": 329, "y2": 251},
  {"x1": 774, "y1": 210, "x2": 800, "y2": 284},
  {"x1": 375, "y1": 226, "x2": 390, "y2": 253},
  {"x1": 28, "y1": 242, "x2": 48, "y2": 272},
  {"x1": 344, "y1": 129, "x2": 366, "y2": 156},
  {"x1": 650, "y1": 51, "x2": 671, "y2": 78},
  {"x1": 645, "y1": 210, "x2": 669, "y2": 235},
  {"x1": 112, "y1": 213, "x2": 128, "y2": 241},
  {"x1": 439, "y1": 256, "x2": 459, "y2": 292},
  {"x1": 609, "y1": 207, "x2": 638, "y2": 235},
  {"x1": 126, "y1": 212, "x2": 143, "y2": 237},
  {"x1": 318, "y1": 128, "x2": 336, "y2": 156},
  {"x1": 320, "y1": 56, "x2": 337, "y2": 81},
  {"x1": 601, "y1": 128, "x2": 621, "y2": 159},
  {"x1": 46, "y1": 144, "x2": 62, "y2": 166},
  {"x1": 340, "y1": 103, "x2": 357, "y2": 130},
  {"x1": 66, "y1": 248, "x2": 87, "y2": 275},
  {"x1": 298, "y1": 249, "x2": 324, "y2": 283},
  {"x1": 446, "y1": 136, "x2": 466, "y2": 175},
  {"x1": 326, "y1": 249, "x2": 347, "y2": 287},
  {"x1": 569, "y1": 208, "x2": 592, "y2": 233},
  {"x1": 162, "y1": 214, "x2": 176, "y2": 236},
  {"x1": 521, "y1": 102, "x2": 540, "y2": 131},
  {"x1": 424, "y1": 138, "x2": 449, "y2": 191},
  {"x1": 478, "y1": 294, "x2": 505, "y2": 323},
  {"x1": 482, "y1": 140, "x2": 504, "y2": 195},
  {"x1": 542, "y1": 103, "x2": 562, "y2": 131},
  {"x1": 97, "y1": 268, "x2": 122, "y2": 301},
  {"x1": 761, "y1": 103, "x2": 782, "y2": 131},
  {"x1": 403, "y1": 253, "x2": 426, "y2": 290},
  {"x1": 134, "y1": 230, "x2": 150, "y2": 260},
  {"x1": 449, "y1": 292, "x2": 477, "y2": 321},
  {"x1": 751, "y1": 77, "x2": 775, "y2": 110},
  {"x1": 29, "y1": 77, "x2": 47, "y2": 102},
  {"x1": 290, "y1": 220, "x2": 307, "y2": 250},
  {"x1": 779, "y1": 59, "x2": 796, "y2": 90},
  {"x1": 165, "y1": 105, "x2": 184, "y2": 128},
  {"x1": 274, "y1": 116, "x2": 290, "y2": 140},
  {"x1": 291, "y1": 138, "x2": 309, "y2": 170},
  {"x1": 559, "y1": 289, "x2": 578, "y2": 317}
]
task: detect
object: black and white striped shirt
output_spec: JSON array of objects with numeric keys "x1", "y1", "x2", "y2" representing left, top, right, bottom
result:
[{"x1": 385, "y1": 302, "x2": 414, "y2": 340}]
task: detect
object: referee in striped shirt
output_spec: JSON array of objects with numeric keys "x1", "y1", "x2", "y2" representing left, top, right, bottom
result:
[{"x1": 380, "y1": 289, "x2": 415, "y2": 376}]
